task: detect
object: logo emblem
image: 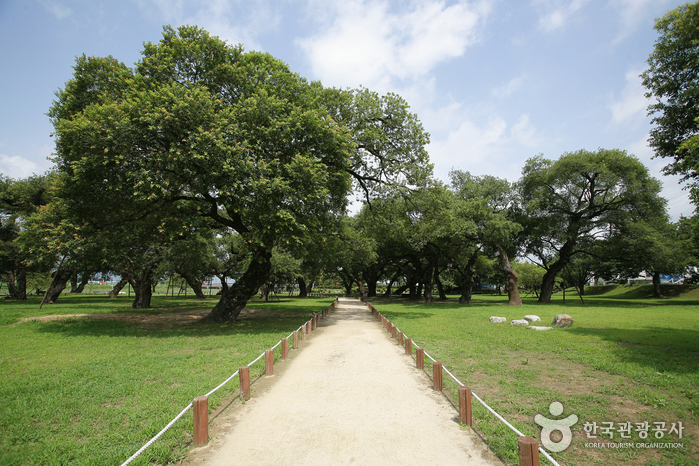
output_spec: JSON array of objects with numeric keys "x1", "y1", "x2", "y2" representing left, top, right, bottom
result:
[{"x1": 534, "y1": 401, "x2": 578, "y2": 452}]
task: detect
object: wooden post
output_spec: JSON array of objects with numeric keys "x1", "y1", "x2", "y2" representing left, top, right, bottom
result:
[
  {"x1": 433, "y1": 361, "x2": 443, "y2": 391},
  {"x1": 192, "y1": 395, "x2": 208, "y2": 447},
  {"x1": 391, "y1": 325, "x2": 397, "y2": 339},
  {"x1": 518, "y1": 436, "x2": 541, "y2": 466},
  {"x1": 293, "y1": 330, "x2": 299, "y2": 349},
  {"x1": 240, "y1": 366, "x2": 251, "y2": 401},
  {"x1": 398, "y1": 331, "x2": 403, "y2": 346},
  {"x1": 301, "y1": 323, "x2": 307, "y2": 340},
  {"x1": 405, "y1": 337, "x2": 412, "y2": 355},
  {"x1": 265, "y1": 349, "x2": 274, "y2": 376},
  {"x1": 416, "y1": 348, "x2": 424, "y2": 369},
  {"x1": 458, "y1": 386, "x2": 472, "y2": 426},
  {"x1": 282, "y1": 338, "x2": 289, "y2": 359}
]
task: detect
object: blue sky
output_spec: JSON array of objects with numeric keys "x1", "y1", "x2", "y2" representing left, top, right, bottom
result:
[{"x1": 0, "y1": 0, "x2": 694, "y2": 219}]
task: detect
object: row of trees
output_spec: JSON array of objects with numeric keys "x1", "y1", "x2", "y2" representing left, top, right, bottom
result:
[
  {"x1": 3, "y1": 145, "x2": 696, "y2": 311},
  {"x1": 3, "y1": 3, "x2": 699, "y2": 320},
  {"x1": 335, "y1": 148, "x2": 695, "y2": 305}
]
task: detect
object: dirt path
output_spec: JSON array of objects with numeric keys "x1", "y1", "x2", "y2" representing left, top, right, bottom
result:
[{"x1": 183, "y1": 298, "x2": 502, "y2": 465}]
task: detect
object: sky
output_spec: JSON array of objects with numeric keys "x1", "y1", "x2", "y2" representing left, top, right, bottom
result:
[{"x1": 0, "y1": 0, "x2": 695, "y2": 219}]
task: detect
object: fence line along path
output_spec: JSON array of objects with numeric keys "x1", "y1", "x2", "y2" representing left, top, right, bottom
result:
[{"x1": 185, "y1": 298, "x2": 502, "y2": 466}]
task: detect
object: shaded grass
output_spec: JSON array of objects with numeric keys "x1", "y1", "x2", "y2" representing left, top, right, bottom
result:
[
  {"x1": 0, "y1": 294, "x2": 333, "y2": 465},
  {"x1": 370, "y1": 290, "x2": 699, "y2": 465}
]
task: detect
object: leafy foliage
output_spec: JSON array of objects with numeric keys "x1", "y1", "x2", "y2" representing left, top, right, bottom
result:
[{"x1": 642, "y1": 1, "x2": 699, "y2": 205}]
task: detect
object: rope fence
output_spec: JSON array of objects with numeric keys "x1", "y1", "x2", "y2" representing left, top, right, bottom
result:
[
  {"x1": 365, "y1": 300, "x2": 562, "y2": 466},
  {"x1": 119, "y1": 297, "x2": 339, "y2": 466}
]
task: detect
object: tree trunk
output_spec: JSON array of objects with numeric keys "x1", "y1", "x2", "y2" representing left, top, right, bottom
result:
[
  {"x1": 297, "y1": 277, "x2": 307, "y2": 298},
  {"x1": 5, "y1": 269, "x2": 27, "y2": 300},
  {"x1": 494, "y1": 244, "x2": 522, "y2": 306},
  {"x1": 538, "y1": 226, "x2": 579, "y2": 303},
  {"x1": 383, "y1": 272, "x2": 399, "y2": 297},
  {"x1": 215, "y1": 274, "x2": 230, "y2": 293},
  {"x1": 75, "y1": 274, "x2": 90, "y2": 294},
  {"x1": 203, "y1": 248, "x2": 272, "y2": 322},
  {"x1": 355, "y1": 278, "x2": 366, "y2": 297},
  {"x1": 131, "y1": 276, "x2": 153, "y2": 309},
  {"x1": 458, "y1": 251, "x2": 478, "y2": 304},
  {"x1": 435, "y1": 268, "x2": 447, "y2": 301},
  {"x1": 181, "y1": 272, "x2": 206, "y2": 299},
  {"x1": 109, "y1": 278, "x2": 128, "y2": 298},
  {"x1": 261, "y1": 283, "x2": 271, "y2": 302},
  {"x1": 366, "y1": 278, "x2": 377, "y2": 298},
  {"x1": 45, "y1": 267, "x2": 74, "y2": 303},
  {"x1": 423, "y1": 265, "x2": 435, "y2": 303},
  {"x1": 393, "y1": 283, "x2": 409, "y2": 296},
  {"x1": 652, "y1": 271, "x2": 662, "y2": 298},
  {"x1": 364, "y1": 268, "x2": 379, "y2": 298}
]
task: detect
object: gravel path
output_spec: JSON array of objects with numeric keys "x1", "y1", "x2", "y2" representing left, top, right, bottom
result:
[{"x1": 184, "y1": 298, "x2": 503, "y2": 465}]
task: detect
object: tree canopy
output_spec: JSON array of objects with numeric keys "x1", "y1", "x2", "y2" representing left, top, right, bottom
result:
[
  {"x1": 49, "y1": 25, "x2": 432, "y2": 320},
  {"x1": 517, "y1": 148, "x2": 666, "y2": 302},
  {"x1": 642, "y1": 1, "x2": 699, "y2": 204}
]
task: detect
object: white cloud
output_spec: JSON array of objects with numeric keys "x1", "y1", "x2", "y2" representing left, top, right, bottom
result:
[
  {"x1": 609, "y1": 0, "x2": 661, "y2": 44},
  {"x1": 137, "y1": 0, "x2": 280, "y2": 51},
  {"x1": 296, "y1": 0, "x2": 491, "y2": 91},
  {"x1": 608, "y1": 67, "x2": 647, "y2": 126},
  {"x1": 533, "y1": 0, "x2": 591, "y2": 32},
  {"x1": 492, "y1": 75, "x2": 527, "y2": 99},
  {"x1": 511, "y1": 114, "x2": 542, "y2": 147},
  {"x1": 0, "y1": 155, "x2": 39, "y2": 179},
  {"x1": 426, "y1": 107, "x2": 540, "y2": 183},
  {"x1": 41, "y1": 0, "x2": 72, "y2": 19}
]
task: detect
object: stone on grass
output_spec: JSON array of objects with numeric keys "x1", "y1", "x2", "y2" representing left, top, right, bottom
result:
[
  {"x1": 490, "y1": 316, "x2": 507, "y2": 323},
  {"x1": 529, "y1": 326, "x2": 553, "y2": 331},
  {"x1": 552, "y1": 314, "x2": 574, "y2": 328},
  {"x1": 523, "y1": 315, "x2": 541, "y2": 323},
  {"x1": 510, "y1": 319, "x2": 529, "y2": 326}
]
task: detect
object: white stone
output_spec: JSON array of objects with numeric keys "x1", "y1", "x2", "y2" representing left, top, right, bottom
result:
[
  {"x1": 510, "y1": 319, "x2": 529, "y2": 326},
  {"x1": 528, "y1": 326, "x2": 553, "y2": 331},
  {"x1": 523, "y1": 315, "x2": 541, "y2": 322},
  {"x1": 489, "y1": 316, "x2": 507, "y2": 323}
]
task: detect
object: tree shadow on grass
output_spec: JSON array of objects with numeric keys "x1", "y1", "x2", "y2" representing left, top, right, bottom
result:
[
  {"x1": 566, "y1": 326, "x2": 699, "y2": 375},
  {"x1": 30, "y1": 310, "x2": 316, "y2": 339}
]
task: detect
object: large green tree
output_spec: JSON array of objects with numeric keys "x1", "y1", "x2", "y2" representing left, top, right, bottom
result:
[
  {"x1": 450, "y1": 171, "x2": 523, "y2": 305},
  {"x1": 517, "y1": 149, "x2": 666, "y2": 303},
  {"x1": 642, "y1": 1, "x2": 699, "y2": 204},
  {"x1": 0, "y1": 174, "x2": 55, "y2": 300},
  {"x1": 50, "y1": 25, "x2": 431, "y2": 321}
]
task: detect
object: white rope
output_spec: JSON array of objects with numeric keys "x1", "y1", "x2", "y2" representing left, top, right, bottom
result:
[
  {"x1": 205, "y1": 369, "x2": 240, "y2": 398},
  {"x1": 119, "y1": 302, "x2": 341, "y2": 466},
  {"x1": 249, "y1": 350, "x2": 266, "y2": 367},
  {"x1": 442, "y1": 365, "x2": 460, "y2": 385},
  {"x1": 119, "y1": 403, "x2": 193, "y2": 466},
  {"x1": 376, "y1": 310, "x2": 561, "y2": 466}
]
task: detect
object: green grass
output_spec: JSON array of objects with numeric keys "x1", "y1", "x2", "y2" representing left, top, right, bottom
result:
[
  {"x1": 0, "y1": 294, "x2": 333, "y2": 465},
  {"x1": 369, "y1": 288, "x2": 699, "y2": 465}
]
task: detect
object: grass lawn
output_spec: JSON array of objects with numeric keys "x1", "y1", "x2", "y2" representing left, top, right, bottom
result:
[
  {"x1": 0, "y1": 293, "x2": 333, "y2": 465},
  {"x1": 1, "y1": 285, "x2": 697, "y2": 465},
  {"x1": 369, "y1": 285, "x2": 699, "y2": 465}
]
